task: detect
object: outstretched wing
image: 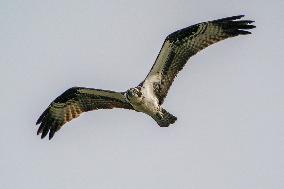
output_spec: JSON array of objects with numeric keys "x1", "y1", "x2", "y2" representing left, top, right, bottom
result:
[
  {"x1": 141, "y1": 15, "x2": 255, "y2": 104},
  {"x1": 36, "y1": 87, "x2": 133, "y2": 139}
]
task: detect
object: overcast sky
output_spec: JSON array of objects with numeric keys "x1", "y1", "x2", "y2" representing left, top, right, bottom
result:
[{"x1": 1, "y1": 0, "x2": 283, "y2": 189}]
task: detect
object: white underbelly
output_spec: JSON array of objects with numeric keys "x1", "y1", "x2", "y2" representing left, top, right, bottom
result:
[
  {"x1": 129, "y1": 82, "x2": 160, "y2": 116},
  {"x1": 131, "y1": 96, "x2": 159, "y2": 116}
]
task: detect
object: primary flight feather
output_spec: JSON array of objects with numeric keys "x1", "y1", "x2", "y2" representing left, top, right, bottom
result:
[{"x1": 36, "y1": 15, "x2": 255, "y2": 139}]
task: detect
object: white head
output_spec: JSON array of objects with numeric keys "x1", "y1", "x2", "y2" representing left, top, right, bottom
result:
[{"x1": 125, "y1": 87, "x2": 142, "y2": 103}]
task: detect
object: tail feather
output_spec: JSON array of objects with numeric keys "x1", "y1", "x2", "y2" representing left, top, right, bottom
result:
[{"x1": 152, "y1": 109, "x2": 177, "y2": 127}]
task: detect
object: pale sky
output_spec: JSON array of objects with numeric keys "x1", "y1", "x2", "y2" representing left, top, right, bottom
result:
[{"x1": 1, "y1": 0, "x2": 283, "y2": 189}]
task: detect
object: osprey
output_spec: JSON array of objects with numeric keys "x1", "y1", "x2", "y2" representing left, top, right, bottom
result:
[{"x1": 36, "y1": 15, "x2": 255, "y2": 139}]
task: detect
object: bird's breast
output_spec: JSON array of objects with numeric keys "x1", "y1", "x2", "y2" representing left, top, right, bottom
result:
[{"x1": 130, "y1": 92, "x2": 160, "y2": 116}]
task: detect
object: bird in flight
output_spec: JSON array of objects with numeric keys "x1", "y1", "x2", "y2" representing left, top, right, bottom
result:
[{"x1": 36, "y1": 15, "x2": 255, "y2": 140}]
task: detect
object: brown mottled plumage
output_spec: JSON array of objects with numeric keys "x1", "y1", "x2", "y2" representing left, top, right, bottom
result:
[
  {"x1": 142, "y1": 15, "x2": 255, "y2": 104},
  {"x1": 36, "y1": 15, "x2": 255, "y2": 140},
  {"x1": 36, "y1": 87, "x2": 133, "y2": 139}
]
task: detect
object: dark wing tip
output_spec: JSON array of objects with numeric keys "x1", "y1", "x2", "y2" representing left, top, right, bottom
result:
[
  {"x1": 36, "y1": 87, "x2": 81, "y2": 139},
  {"x1": 213, "y1": 15, "x2": 256, "y2": 36},
  {"x1": 37, "y1": 116, "x2": 62, "y2": 140},
  {"x1": 36, "y1": 106, "x2": 53, "y2": 139},
  {"x1": 36, "y1": 107, "x2": 50, "y2": 125},
  {"x1": 41, "y1": 125, "x2": 49, "y2": 139},
  {"x1": 165, "y1": 15, "x2": 255, "y2": 43},
  {"x1": 48, "y1": 128, "x2": 56, "y2": 140},
  {"x1": 36, "y1": 105, "x2": 64, "y2": 139}
]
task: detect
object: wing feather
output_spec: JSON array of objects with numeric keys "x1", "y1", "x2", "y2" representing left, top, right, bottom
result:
[
  {"x1": 36, "y1": 87, "x2": 133, "y2": 139},
  {"x1": 142, "y1": 15, "x2": 255, "y2": 104}
]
